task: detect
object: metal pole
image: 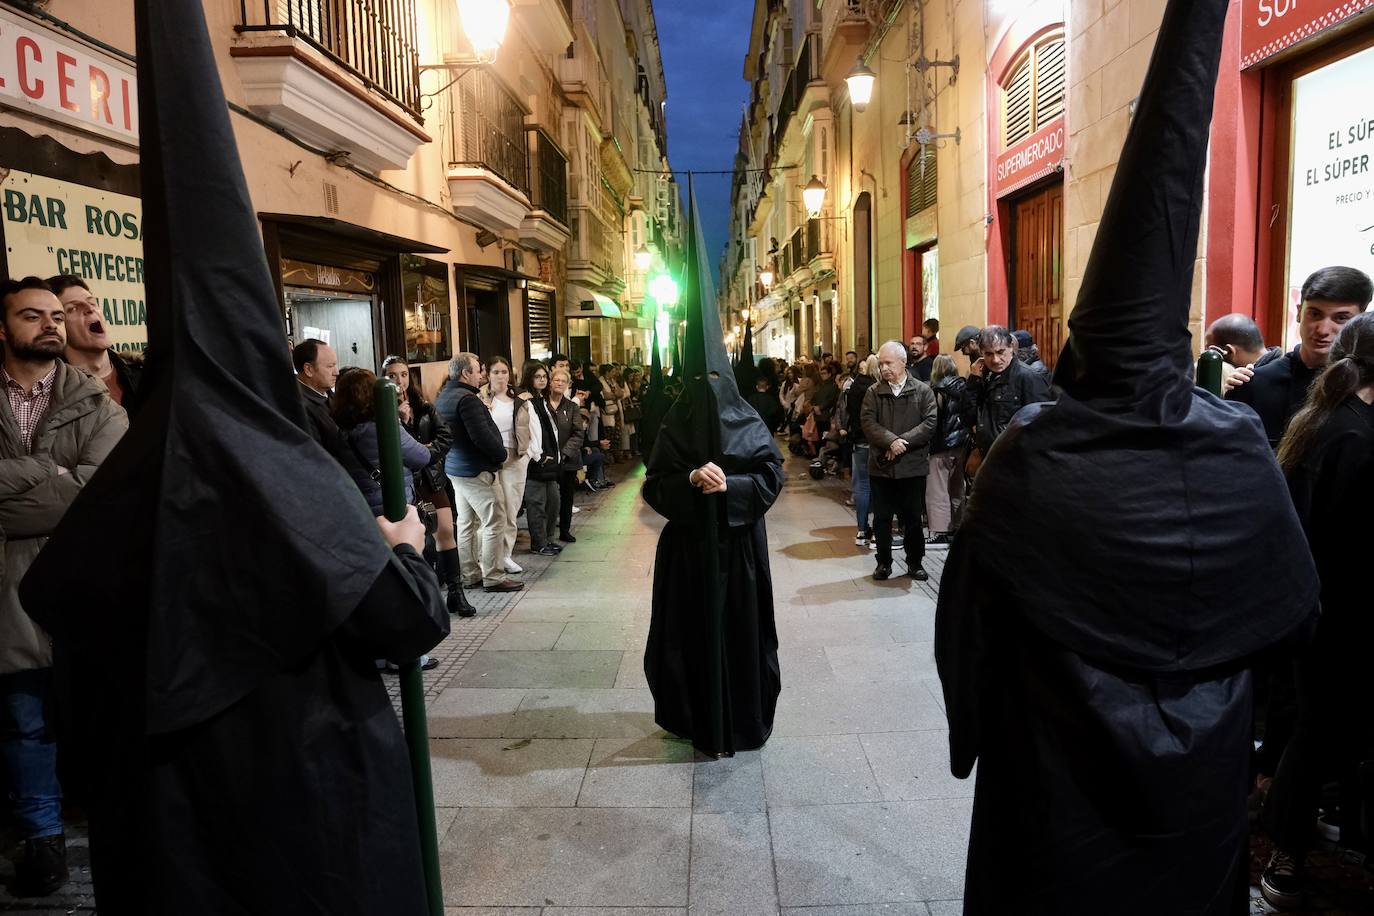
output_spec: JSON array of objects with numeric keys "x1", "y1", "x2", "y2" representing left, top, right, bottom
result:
[{"x1": 374, "y1": 379, "x2": 444, "y2": 916}]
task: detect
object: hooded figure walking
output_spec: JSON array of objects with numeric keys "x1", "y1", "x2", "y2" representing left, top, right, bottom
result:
[
  {"x1": 934, "y1": 0, "x2": 1320, "y2": 911},
  {"x1": 642, "y1": 182, "x2": 784, "y2": 758},
  {"x1": 18, "y1": 1, "x2": 448, "y2": 912}
]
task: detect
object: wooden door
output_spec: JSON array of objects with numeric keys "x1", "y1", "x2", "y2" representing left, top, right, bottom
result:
[{"x1": 1011, "y1": 182, "x2": 1064, "y2": 367}]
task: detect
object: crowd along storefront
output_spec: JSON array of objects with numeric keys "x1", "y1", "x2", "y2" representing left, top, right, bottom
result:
[
  {"x1": 0, "y1": 5, "x2": 145, "y2": 353},
  {"x1": 1210, "y1": 0, "x2": 1374, "y2": 346}
]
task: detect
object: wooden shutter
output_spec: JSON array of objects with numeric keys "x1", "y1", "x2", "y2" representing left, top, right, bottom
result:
[
  {"x1": 1034, "y1": 37, "x2": 1066, "y2": 128},
  {"x1": 1003, "y1": 57, "x2": 1033, "y2": 147},
  {"x1": 906, "y1": 149, "x2": 938, "y2": 217}
]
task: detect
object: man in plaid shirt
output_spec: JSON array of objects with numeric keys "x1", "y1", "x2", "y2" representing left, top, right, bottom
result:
[{"x1": 0, "y1": 277, "x2": 127, "y2": 896}]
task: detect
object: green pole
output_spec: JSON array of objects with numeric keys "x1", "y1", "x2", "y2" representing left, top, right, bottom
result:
[
  {"x1": 1196, "y1": 348, "x2": 1224, "y2": 397},
  {"x1": 374, "y1": 379, "x2": 444, "y2": 916}
]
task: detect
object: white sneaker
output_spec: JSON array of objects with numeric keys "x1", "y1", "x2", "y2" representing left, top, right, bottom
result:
[
  {"x1": 502, "y1": 558, "x2": 524, "y2": 574},
  {"x1": 571, "y1": 506, "x2": 581, "y2": 513}
]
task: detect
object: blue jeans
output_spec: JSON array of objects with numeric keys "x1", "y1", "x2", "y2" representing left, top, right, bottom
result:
[
  {"x1": 0, "y1": 669, "x2": 63, "y2": 839},
  {"x1": 584, "y1": 448, "x2": 606, "y2": 484},
  {"x1": 852, "y1": 446, "x2": 872, "y2": 534}
]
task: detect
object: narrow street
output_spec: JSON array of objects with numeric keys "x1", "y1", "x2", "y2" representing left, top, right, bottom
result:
[{"x1": 423, "y1": 457, "x2": 967, "y2": 914}]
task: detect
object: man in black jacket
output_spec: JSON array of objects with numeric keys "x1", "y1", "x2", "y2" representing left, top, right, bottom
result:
[
  {"x1": 291, "y1": 338, "x2": 341, "y2": 455},
  {"x1": 1227, "y1": 265, "x2": 1372, "y2": 447},
  {"x1": 50, "y1": 275, "x2": 145, "y2": 415},
  {"x1": 967, "y1": 325, "x2": 1053, "y2": 455},
  {"x1": 860, "y1": 341, "x2": 937, "y2": 582},
  {"x1": 436, "y1": 352, "x2": 522, "y2": 594}
]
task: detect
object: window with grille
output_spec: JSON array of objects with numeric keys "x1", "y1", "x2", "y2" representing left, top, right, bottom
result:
[
  {"x1": 906, "y1": 149, "x2": 937, "y2": 217},
  {"x1": 1002, "y1": 33, "x2": 1065, "y2": 149}
]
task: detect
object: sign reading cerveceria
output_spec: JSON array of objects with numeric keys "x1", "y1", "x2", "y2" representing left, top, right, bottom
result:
[{"x1": 1, "y1": 168, "x2": 146, "y2": 352}]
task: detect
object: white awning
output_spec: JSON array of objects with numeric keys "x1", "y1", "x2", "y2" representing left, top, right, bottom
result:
[{"x1": 566, "y1": 284, "x2": 622, "y2": 318}]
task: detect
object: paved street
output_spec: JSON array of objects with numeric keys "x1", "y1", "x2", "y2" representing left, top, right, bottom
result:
[{"x1": 426, "y1": 457, "x2": 967, "y2": 915}]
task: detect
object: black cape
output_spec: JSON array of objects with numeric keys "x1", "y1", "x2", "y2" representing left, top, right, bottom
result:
[
  {"x1": 934, "y1": 0, "x2": 1320, "y2": 910},
  {"x1": 638, "y1": 325, "x2": 670, "y2": 458},
  {"x1": 643, "y1": 180, "x2": 783, "y2": 756},
  {"x1": 18, "y1": 1, "x2": 448, "y2": 910}
]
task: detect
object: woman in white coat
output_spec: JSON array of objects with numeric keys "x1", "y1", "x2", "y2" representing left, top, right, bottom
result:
[{"x1": 482, "y1": 356, "x2": 541, "y2": 574}]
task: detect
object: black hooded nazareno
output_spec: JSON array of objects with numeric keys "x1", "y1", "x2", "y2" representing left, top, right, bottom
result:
[
  {"x1": 933, "y1": 0, "x2": 1320, "y2": 910},
  {"x1": 18, "y1": 1, "x2": 448, "y2": 911},
  {"x1": 642, "y1": 180, "x2": 784, "y2": 757}
]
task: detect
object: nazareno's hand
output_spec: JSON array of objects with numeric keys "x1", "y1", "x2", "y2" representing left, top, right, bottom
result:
[
  {"x1": 376, "y1": 506, "x2": 425, "y2": 554},
  {"x1": 689, "y1": 462, "x2": 727, "y2": 494}
]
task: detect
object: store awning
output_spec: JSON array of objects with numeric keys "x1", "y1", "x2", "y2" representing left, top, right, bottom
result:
[
  {"x1": 259, "y1": 213, "x2": 449, "y2": 254},
  {"x1": 566, "y1": 284, "x2": 622, "y2": 318}
]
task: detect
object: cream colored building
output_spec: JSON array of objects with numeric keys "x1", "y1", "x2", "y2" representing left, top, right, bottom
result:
[
  {"x1": 724, "y1": 0, "x2": 1372, "y2": 369},
  {"x1": 0, "y1": 0, "x2": 679, "y2": 395}
]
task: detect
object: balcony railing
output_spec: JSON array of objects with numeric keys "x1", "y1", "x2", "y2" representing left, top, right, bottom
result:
[
  {"x1": 444, "y1": 70, "x2": 529, "y2": 196},
  {"x1": 529, "y1": 128, "x2": 569, "y2": 226},
  {"x1": 789, "y1": 226, "x2": 804, "y2": 275},
  {"x1": 237, "y1": 0, "x2": 421, "y2": 115},
  {"x1": 771, "y1": 34, "x2": 818, "y2": 149}
]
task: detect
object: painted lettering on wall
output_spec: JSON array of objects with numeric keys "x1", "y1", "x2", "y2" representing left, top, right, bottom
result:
[
  {"x1": 0, "y1": 7, "x2": 138, "y2": 144},
  {"x1": 1, "y1": 169, "x2": 146, "y2": 352}
]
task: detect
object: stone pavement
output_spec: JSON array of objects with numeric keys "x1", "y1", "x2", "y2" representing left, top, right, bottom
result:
[{"x1": 428, "y1": 457, "x2": 969, "y2": 915}]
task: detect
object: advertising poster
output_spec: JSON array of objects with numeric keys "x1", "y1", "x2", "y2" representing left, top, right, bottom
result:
[
  {"x1": 1285, "y1": 45, "x2": 1374, "y2": 349},
  {"x1": 0, "y1": 168, "x2": 145, "y2": 352}
]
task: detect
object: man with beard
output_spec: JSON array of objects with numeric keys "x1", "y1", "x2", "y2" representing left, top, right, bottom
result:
[
  {"x1": 48, "y1": 275, "x2": 144, "y2": 414},
  {"x1": 934, "y1": 0, "x2": 1320, "y2": 910},
  {"x1": 0, "y1": 277, "x2": 127, "y2": 895},
  {"x1": 643, "y1": 181, "x2": 784, "y2": 758}
]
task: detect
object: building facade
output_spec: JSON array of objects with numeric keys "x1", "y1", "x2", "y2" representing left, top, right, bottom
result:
[
  {"x1": 0, "y1": 0, "x2": 680, "y2": 397},
  {"x1": 724, "y1": 0, "x2": 1374, "y2": 368}
]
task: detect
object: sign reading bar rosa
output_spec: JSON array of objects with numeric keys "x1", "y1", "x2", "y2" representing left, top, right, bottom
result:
[
  {"x1": 0, "y1": 7, "x2": 138, "y2": 144},
  {"x1": 996, "y1": 115, "x2": 1065, "y2": 198},
  {"x1": 1, "y1": 169, "x2": 146, "y2": 352},
  {"x1": 1241, "y1": 0, "x2": 1373, "y2": 69}
]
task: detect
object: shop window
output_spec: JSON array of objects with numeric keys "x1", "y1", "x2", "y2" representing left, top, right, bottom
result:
[
  {"x1": 400, "y1": 255, "x2": 453, "y2": 364},
  {"x1": 1002, "y1": 34, "x2": 1066, "y2": 148}
]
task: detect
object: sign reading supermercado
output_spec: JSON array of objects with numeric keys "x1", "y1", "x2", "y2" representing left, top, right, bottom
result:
[
  {"x1": 1, "y1": 169, "x2": 146, "y2": 352},
  {"x1": 995, "y1": 115, "x2": 1065, "y2": 198},
  {"x1": 0, "y1": 7, "x2": 138, "y2": 144},
  {"x1": 1241, "y1": 0, "x2": 1374, "y2": 69}
]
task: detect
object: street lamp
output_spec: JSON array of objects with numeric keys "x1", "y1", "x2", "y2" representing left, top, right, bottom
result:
[
  {"x1": 803, "y1": 176, "x2": 826, "y2": 219},
  {"x1": 846, "y1": 62, "x2": 875, "y2": 113},
  {"x1": 634, "y1": 246, "x2": 652, "y2": 272},
  {"x1": 649, "y1": 273, "x2": 679, "y2": 308},
  {"x1": 741, "y1": 307, "x2": 750, "y2": 322},
  {"x1": 458, "y1": 0, "x2": 511, "y2": 60},
  {"x1": 759, "y1": 266, "x2": 774, "y2": 289}
]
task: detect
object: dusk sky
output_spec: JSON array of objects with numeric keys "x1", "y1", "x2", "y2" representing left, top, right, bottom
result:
[{"x1": 656, "y1": 0, "x2": 753, "y2": 282}]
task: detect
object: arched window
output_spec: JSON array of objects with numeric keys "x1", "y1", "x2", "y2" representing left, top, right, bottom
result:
[{"x1": 1002, "y1": 33, "x2": 1066, "y2": 148}]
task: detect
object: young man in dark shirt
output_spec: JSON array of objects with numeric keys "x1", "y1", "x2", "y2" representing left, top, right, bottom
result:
[{"x1": 1228, "y1": 266, "x2": 1372, "y2": 447}]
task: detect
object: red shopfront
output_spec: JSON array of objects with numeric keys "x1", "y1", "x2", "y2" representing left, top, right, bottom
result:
[
  {"x1": 986, "y1": 18, "x2": 1068, "y2": 368},
  {"x1": 1208, "y1": 0, "x2": 1374, "y2": 349}
]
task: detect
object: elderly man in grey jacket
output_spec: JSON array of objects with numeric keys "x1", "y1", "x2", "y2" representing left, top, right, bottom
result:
[
  {"x1": 0, "y1": 277, "x2": 126, "y2": 896},
  {"x1": 860, "y1": 340, "x2": 937, "y2": 582}
]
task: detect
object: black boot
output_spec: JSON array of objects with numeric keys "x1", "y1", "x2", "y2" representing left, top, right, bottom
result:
[
  {"x1": 15, "y1": 834, "x2": 68, "y2": 897},
  {"x1": 438, "y1": 548, "x2": 475, "y2": 617}
]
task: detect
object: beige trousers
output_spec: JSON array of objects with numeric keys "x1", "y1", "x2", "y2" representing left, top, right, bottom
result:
[
  {"x1": 925, "y1": 452, "x2": 966, "y2": 533},
  {"x1": 450, "y1": 471, "x2": 502, "y2": 586},
  {"x1": 495, "y1": 450, "x2": 530, "y2": 566}
]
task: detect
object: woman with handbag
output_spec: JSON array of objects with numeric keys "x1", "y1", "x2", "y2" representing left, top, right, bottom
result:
[
  {"x1": 333, "y1": 368, "x2": 446, "y2": 665},
  {"x1": 520, "y1": 360, "x2": 564, "y2": 556},
  {"x1": 383, "y1": 357, "x2": 474, "y2": 617},
  {"x1": 481, "y1": 356, "x2": 541, "y2": 575},
  {"x1": 924, "y1": 355, "x2": 969, "y2": 548}
]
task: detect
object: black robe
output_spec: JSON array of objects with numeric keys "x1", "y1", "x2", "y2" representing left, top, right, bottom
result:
[
  {"x1": 49, "y1": 547, "x2": 447, "y2": 914},
  {"x1": 937, "y1": 395, "x2": 1317, "y2": 915},
  {"x1": 642, "y1": 178, "x2": 784, "y2": 758},
  {"x1": 643, "y1": 456, "x2": 783, "y2": 756}
]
